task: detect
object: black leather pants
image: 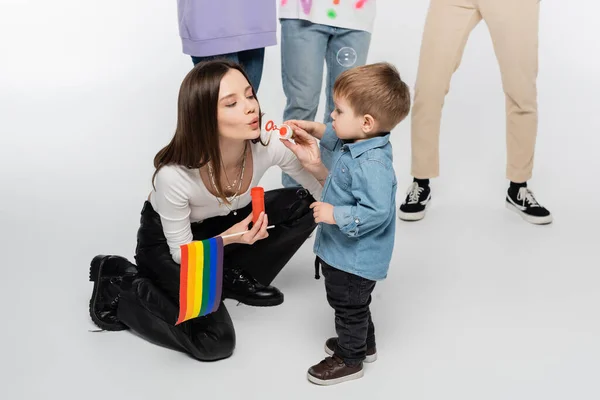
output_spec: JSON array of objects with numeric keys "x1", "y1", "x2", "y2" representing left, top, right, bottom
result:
[{"x1": 116, "y1": 188, "x2": 316, "y2": 361}]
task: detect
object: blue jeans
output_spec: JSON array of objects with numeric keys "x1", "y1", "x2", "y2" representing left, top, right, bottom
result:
[
  {"x1": 192, "y1": 47, "x2": 265, "y2": 92},
  {"x1": 280, "y1": 19, "x2": 371, "y2": 188}
]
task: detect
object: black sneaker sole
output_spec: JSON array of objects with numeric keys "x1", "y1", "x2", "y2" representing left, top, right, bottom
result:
[
  {"x1": 223, "y1": 290, "x2": 284, "y2": 307},
  {"x1": 89, "y1": 256, "x2": 128, "y2": 331},
  {"x1": 505, "y1": 200, "x2": 553, "y2": 225}
]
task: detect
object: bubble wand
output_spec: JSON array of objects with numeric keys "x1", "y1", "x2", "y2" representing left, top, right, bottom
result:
[
  {"x1": 221, "y1": 186, "x2": 273, "y2": 239},
  {"x1": 265, "y1": 120, "x2": 295, "y2": 143},
  {"x1": 221, "y1": 225, "x2": 275, "y2": 239}
]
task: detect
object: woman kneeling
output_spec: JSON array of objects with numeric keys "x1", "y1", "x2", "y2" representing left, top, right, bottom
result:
[{"x1": 88, "y1": 60, "x2": 322, "y2": 361}]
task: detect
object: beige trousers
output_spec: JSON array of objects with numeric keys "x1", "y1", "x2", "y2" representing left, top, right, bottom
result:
[{"x1": 411, "y1": 0, "x2": 540, "y2": 183}]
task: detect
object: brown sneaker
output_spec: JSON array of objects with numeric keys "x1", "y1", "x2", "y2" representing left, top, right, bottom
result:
[
  {"x1": 307, "y1": 355, "x2": 364, "y2": 386},
  {"x1": 324, "y1": 337, "x2": 377, "y2": 363}
]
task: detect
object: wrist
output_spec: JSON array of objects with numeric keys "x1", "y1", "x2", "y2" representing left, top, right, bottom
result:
[
  {"x1": 313, "y1": 123, "x2": 327, "y2": 139},
  {"x1": 307, "y1": 163, "x2": 329, "y2": 184},
  {"x1": 220, "y1": 231, "x2": 235, "y2": 246},
  {"x1": 303, "y1": 160, "x2": 323, "y2": 172}
]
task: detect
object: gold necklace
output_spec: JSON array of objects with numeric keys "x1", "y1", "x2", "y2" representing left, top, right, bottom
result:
[
  {"x1": 222, "y1": 142, "x2": 247, "y2": 190},
  {"x1": 207, "y1": 142, "x2": 247, "y2": 215}
]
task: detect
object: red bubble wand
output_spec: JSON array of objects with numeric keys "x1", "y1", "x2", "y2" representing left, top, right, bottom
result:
[
  {"x1": 265, "y1": 120, "x2": 295, "y2": 143},
  {"x1": 220, "y1": 186, "x2": 274, "y2": 239}
]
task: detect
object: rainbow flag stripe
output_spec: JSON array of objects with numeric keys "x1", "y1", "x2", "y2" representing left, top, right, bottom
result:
[{"x1": 176, "y1": 237, "x2": 224, "y2": 325}]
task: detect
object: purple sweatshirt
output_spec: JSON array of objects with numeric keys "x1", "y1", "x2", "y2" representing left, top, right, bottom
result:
[{"x1": 177, "y1": 0, "x2": 277, "y2": 57}]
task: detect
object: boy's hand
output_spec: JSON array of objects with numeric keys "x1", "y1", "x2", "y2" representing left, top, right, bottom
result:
[
  {"x1": 310, "y1": 202, "x2": 336, "y2": 224},
  {"x1": 284, "y1": 120, "x2": 326, "y2": 140}
]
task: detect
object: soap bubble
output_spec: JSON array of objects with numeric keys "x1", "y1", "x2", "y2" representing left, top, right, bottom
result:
[{"x1": 336, "y1": 47, "x2": 357, "y2": 68}]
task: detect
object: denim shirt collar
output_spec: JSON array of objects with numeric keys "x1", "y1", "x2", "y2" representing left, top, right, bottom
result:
[{"x1": 341, "y1": 133, "x2": 391, "y2": 159}]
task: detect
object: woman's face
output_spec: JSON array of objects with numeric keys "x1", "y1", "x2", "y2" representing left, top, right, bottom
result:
[{"x1": 217, "y1": 69, "x2": 261, "y2": 141}]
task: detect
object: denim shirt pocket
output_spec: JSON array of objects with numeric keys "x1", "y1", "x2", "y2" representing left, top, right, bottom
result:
[{"x1": 332, "y1": 160, "x2": 352, "y2": 190}]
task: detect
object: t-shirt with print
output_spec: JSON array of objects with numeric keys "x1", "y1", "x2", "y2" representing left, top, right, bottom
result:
[{"x1": 279, "y1": 0, "x2": 376, "y2": 33}]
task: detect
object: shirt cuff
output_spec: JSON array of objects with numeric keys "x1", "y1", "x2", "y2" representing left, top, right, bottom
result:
[
  {"x1": 333, "y1": 205, "x2": 359, "y2": 237},
  {"x1": 319, "y1": 123, "x2": 339, "y2": 152}
]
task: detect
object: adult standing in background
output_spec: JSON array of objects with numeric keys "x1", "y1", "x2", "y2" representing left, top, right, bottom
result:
[
  {"x1": 177, "y1": 0, "x2": 277, "y2": 91},
  {"x1": 278, "y1": 0, "x2": 376, "y2": 187},
  {"x1": 398, "y1": 0, "x2": 552, "y2": 225}
]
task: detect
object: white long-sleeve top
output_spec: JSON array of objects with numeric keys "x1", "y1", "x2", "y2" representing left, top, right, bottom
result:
[{"x1": 150, "y1": 137, "x2": 322, "y2": 264}]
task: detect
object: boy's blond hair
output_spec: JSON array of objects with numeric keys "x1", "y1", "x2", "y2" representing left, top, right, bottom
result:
[{"x1": 333, "y1": 62, "x2": 411, "y2": 133}]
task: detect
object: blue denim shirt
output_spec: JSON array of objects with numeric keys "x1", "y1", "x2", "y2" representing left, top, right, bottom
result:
[{"x1": 314, "y1": 123, "x2": 397, "y2": 281}]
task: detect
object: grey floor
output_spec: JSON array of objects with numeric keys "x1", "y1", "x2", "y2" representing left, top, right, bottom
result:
[{"x1": 2, "y1": 0, "x2": 599, "y2": 398}]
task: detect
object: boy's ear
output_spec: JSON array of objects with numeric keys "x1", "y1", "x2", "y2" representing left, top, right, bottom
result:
[{"x1": 361, "y1": 114, "x2": 376, "y2": 134}]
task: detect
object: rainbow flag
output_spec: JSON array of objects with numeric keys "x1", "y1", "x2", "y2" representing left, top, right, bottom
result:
[{"x1": 175, "y1": 237, "x2": 224, "y2": 325}]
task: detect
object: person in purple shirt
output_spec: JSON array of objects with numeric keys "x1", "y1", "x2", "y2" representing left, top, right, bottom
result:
[{"x1": 176, "y1": 0, "x2": 277, "y2": 91}]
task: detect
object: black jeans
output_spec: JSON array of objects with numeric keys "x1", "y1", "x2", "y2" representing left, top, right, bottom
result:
[
  {"x1": 116, "y1": 188, "x2": 316, "y2": 361},
  {"x1": 319, "y1": 258, "x2": 376, "y2": 366}
]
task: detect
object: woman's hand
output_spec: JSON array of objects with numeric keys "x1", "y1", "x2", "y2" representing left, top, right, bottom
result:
[
  {"x1": 281, "y1": 125, "x2": 322, "y2": 170},
  {"x1": 220, "y1": 212, "x2": 269, "y2": 246}
]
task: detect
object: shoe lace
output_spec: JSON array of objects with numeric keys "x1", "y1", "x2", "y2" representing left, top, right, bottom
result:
[
  {"x1": 407, "y1": 182, "x2": 424, "y2": 204},
  {"x1": 517, "y1": 187, "x2": 540, "y2": 208},
  {"x1": 227, "y1": 268, "x2": 255, "y2": 286}
]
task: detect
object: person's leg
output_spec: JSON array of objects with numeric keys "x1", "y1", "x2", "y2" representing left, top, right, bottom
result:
[
  {"x1": 325, "y1": 264, "x2": 375, "y2": 366},
  {"x1": 88, "y1": 202, "x2": 236, "y2": 362},
  {"x1": 479, "y1": 0, "x2": 552, "y2": 224},
  {"x1": 324, "y1": 28, "x2": 371, "y2": 124},
  {"x1": 280, "y1": 19, "x2": 329, "y2": 188},
  {"x1": 324, "y1": 304, "x2": 377, "y2": 363},
  {"x1": 480, "y1": 0, "x2": 539, "y2": 184},
  {"x1": 307, "y1": 260, "x2": 375, "y2": 386},
  {"x1": 399, "y1": 0, "x2": 482, "y2": 221},
  {"x1": 116, "y1": 275, "x2": 236, "y2": 361},
  {"x1": 366, "y1": 312, "x2": 376, "y2": 353},
  {"x1": 192, "y1": 51, "x2": 264, "y2": 91},
  {"x1": 237, "y1": 47, "x2": 265, "y2": 93},
  {"x1": 317, "y1": 27, "x2": 372, "y2": 171},
  {"x1": 191, "y1": 52, "x2": 240, "y2": 66}
]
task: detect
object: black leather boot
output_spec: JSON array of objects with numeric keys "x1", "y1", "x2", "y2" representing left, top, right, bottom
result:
[
  {"x1": 89, "y1": 255, "x2": 138, "y2": 331},
  {"x1": 222, "y1": 268, "x2": 284, "y2": 307}
]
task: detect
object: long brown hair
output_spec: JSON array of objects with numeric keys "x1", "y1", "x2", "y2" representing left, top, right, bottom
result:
[{"x1": 152, "y1": 59, "x2": 267, "y2": 204}]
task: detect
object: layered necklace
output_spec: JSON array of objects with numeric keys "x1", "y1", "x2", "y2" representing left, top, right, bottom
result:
[{"x1": 207, "y1": 141, "x2": 248, "y2": 215}]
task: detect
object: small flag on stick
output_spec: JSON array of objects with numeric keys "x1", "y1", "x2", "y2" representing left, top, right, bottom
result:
[{"x1": 176, "y1": 236, "x2": 224, "y2": 325}]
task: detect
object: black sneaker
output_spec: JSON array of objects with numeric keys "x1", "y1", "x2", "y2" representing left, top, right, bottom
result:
[
  {"x1": 398, "y1": 182, "x2": 431, "y2": 221},
  {"x1": 506, "y1": 187, "x2": 553, "y2": 225}
]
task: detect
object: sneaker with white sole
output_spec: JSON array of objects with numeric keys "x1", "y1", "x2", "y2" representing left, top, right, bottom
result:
[
  {"x1": 506, "y1": 186, "x2": 553, "y2": 225},
  {"x1": 398, "y1": 181, "x2": 431, "y2": 221},
  {"x1": 307, "y1": 355, "x2": 364, "y2": 386}
]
